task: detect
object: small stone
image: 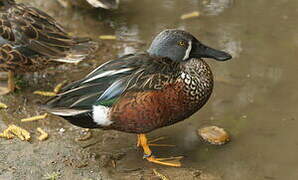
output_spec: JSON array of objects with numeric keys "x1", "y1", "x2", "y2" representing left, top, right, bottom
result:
[
  {"x1": 192, "y1": 169, "x2": 203, "y2": 177},
  {"x1": 241, "y1": 115, "x2": 247, "y2": 119},
  {"x1": 59, "y1": 128, "x2": 66, "y2": 134},
  {"x1": 197, "y1": 126, "x2": 230, "y2": 145}
]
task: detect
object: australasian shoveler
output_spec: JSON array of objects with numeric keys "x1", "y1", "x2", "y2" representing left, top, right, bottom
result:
[
  {"x1": 0, "y1": 0, "x2": 98, "y2": 95},
  {"x1": 45, "y1": 29, "x2": 232, "y2": 167}
]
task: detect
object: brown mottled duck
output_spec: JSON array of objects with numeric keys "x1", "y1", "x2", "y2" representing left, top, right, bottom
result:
[{"x1": 0, "y1": 0, "x2": 98, "y2": 95}]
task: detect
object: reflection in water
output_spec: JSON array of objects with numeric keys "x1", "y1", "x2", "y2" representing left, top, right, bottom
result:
[
  {"x1": 120, "y1": 45, "x2": 137, "y2": 56},
  {"x1": 203, "y1": 0, "x2": 234, "y2": 16},
  {"x1": 236, "y1": 82, "x2": 257, "y2": 107},
  {"x1": 251, "y1": 66, "x2": 283, "y2": 86},
  {"x1": 293, "y1": 33, "x2": 298, "y2": 47},
  {"x1": 183, "y1": 126, "x2": 200, "y2": 150},
  {"x1": 218, "y1": 26, "x2": 242, "y2": 58},
  {"x1": 116, "y1": 24, "x2": 140, "y2": 42},
  {"x1": 160, "y1": 0, "x2": 175, "y2": 10},
  {"x1": 116, "y1": 24, "x2": 140, "y2": 56}
]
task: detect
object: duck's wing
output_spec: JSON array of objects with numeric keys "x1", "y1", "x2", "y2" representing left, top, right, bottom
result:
[
  {"x1": 0, "y1": 1, "x2": 97, "y2": 62},
  {"x1": 45, "y1": 53, "x2": 180, "y2": 116},
  {"x1": 0, "y1": 43, "x2": 33, "y2": 71}
]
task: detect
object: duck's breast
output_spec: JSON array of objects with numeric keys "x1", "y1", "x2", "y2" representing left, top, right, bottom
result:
[{"x1": 109, "y1": 76, "x2": 212, "y2": 134}]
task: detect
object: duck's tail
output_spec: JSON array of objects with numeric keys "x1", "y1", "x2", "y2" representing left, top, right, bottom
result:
[{"x1": 53, "y1": 38, "x2": 98, "y2": 64}]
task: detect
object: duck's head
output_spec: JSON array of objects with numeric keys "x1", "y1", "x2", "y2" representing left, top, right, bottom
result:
[{"x1": 147, "y1": 29, "x2": 232, "y2": 62}]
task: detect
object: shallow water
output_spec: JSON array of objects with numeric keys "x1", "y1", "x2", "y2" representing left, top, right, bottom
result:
[{"x1": 2, "y1": 0, "x2": 298, "y2": 179}]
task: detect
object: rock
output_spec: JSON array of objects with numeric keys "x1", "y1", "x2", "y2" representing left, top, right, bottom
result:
[{"x1": 197, "y1": 126, "x2": 230, "y2": 145}]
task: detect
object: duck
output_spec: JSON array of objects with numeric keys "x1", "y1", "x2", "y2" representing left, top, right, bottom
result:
[
  {"x1": 0, "y1": 0, "x2": 98, "y2": 95},
  {"x1": 57, "y1": 0, "x2": 119, "y2": 10},
  {"x1": 45, "y1": 29, "x2": 232, "y2": 167}
]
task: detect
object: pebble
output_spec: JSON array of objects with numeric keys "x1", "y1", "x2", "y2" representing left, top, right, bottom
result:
[{"x1": 197, "y1": 126, "x2": 230, "y2": 145}]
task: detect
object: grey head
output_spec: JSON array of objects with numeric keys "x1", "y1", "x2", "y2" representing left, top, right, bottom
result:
[{"x1": 147, "y1": 29, "x2": 232, "y2": 62}]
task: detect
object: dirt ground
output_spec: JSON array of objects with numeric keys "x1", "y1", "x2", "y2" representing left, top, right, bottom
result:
[{"x1": 0, "y1": 121, "x2": 220, "y2": 180}]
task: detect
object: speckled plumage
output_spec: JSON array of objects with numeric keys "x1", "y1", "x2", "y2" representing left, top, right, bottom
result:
[
  {"x1": 109, "y1": 58, "x2": 213, "y2": 133},
  {"x1": 0, "y1": 0, "x2": 98, "y2": 73},
  {"x1": 45, "y1": 29, "x2": 231, "y2": 134}
]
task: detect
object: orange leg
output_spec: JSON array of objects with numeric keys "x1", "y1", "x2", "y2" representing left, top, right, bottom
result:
[{"x1": 137, "y1": 134, "x2": 182, "y2": 167}]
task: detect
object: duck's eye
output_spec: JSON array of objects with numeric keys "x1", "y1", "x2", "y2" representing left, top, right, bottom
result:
[{"x1": 178, "y1": 41, "x2": 187, "y2": 47}]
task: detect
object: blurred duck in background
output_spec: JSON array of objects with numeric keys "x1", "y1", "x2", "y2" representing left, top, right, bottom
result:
[
  {"x1": 0, "y1": 0, "x2": 98, "y2": 95},
  {"x1": 57, "y1": 0, "x2": 119, "y2": 10}
]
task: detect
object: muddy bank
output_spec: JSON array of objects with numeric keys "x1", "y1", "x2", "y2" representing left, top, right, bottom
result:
[{"x1": 0, "y1": 118, "x2": 221, "y2": 180}]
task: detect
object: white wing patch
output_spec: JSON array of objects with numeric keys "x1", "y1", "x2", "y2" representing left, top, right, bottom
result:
[
  {"x1": 92, "y1": 105, "x2": 113, "y2": 126},
  {"x1": 183, "y1": 40, "x2": 192, "y2": 60}
]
